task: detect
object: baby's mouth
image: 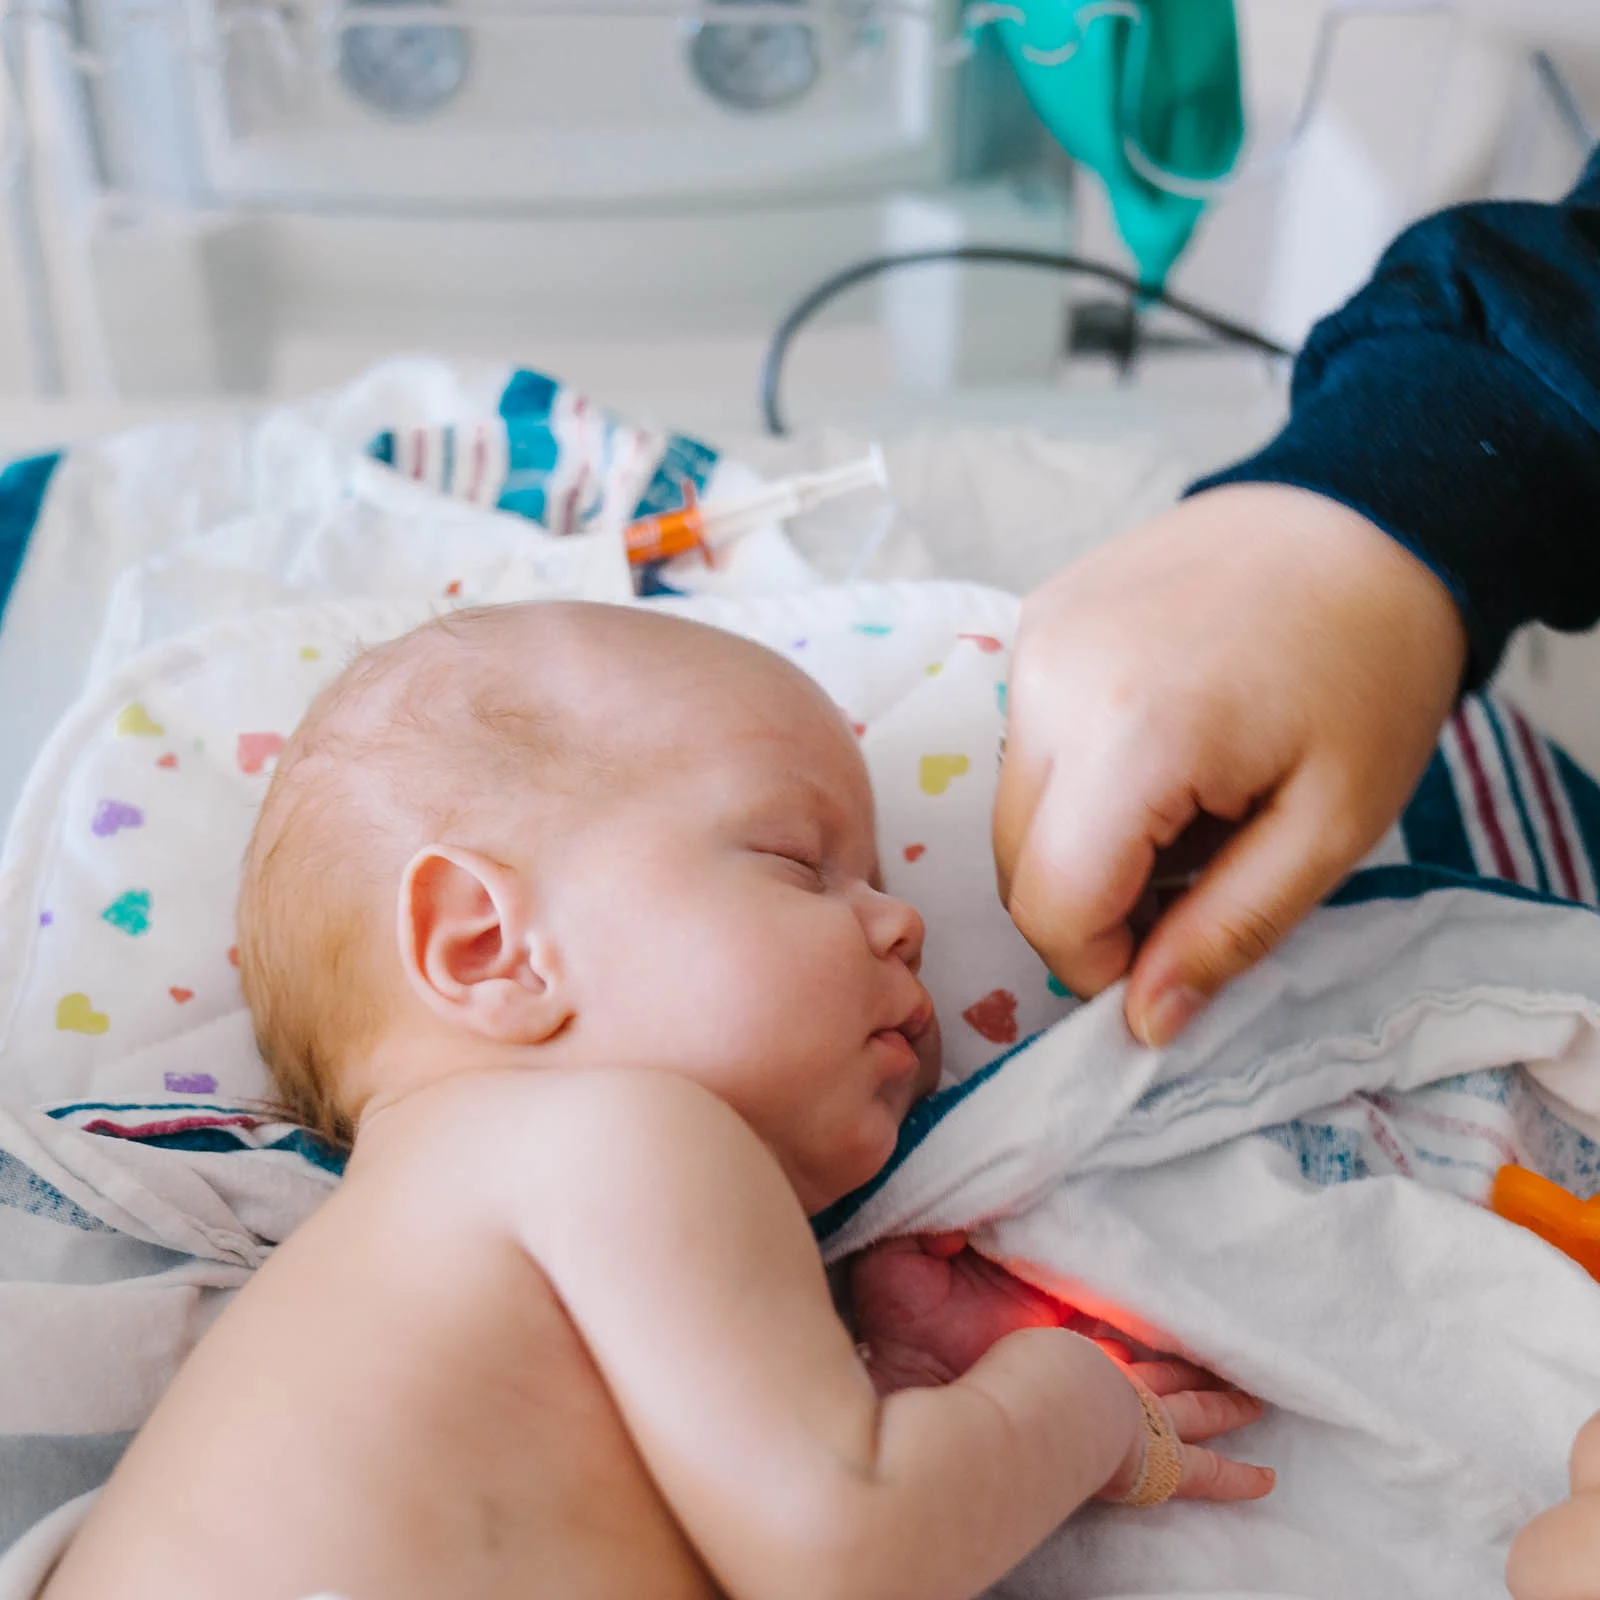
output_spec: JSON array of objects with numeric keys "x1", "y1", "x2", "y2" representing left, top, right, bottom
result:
[
  {"x1": 874, "y1": 995, "x2": 941, "y2": 1099},
  {"x1": 870, "y1": 1026, "x2": 923, "y2": 1080}
]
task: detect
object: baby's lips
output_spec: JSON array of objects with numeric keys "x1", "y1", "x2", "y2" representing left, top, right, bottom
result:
[
  {"x1": 910, "y1": 1007, "x2": 943, "y2": 1095},
  {"x1": 900, "y1": 992, "x2": 936, "y2": 1044}
]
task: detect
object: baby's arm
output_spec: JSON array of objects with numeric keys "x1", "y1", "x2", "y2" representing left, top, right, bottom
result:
[{"x1": 512, "y1": 1069, "x2": 1265, "y2": 1600}]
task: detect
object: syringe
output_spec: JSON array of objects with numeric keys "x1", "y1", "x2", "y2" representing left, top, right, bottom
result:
[{"x1": 623, "y1": 445, "x2": 888, "y2": 567}]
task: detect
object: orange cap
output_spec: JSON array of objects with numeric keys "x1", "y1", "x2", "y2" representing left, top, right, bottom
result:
[
  {"x1": 623, "y1": 478, "x2": 711, "y2": 568},
  {"x1": 1491, "y1": 1164, "x2": 1600, "y2": 1280}
]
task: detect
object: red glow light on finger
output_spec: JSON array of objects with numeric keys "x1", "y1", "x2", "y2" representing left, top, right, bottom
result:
[{"x1": 1089, "y1": 1337, "x2": 1135, "y2": 1367}]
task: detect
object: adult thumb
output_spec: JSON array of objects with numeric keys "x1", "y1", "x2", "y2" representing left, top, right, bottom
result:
[{"x1": 1124, "y1": 771, "x2": 1361, "y2": 1048}]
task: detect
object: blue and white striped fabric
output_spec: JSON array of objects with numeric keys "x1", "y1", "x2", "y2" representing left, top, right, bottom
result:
[
  {"x1": 0, "y1": 1097, "x2": 336, "y2": 1564},
  {"x1": 367, "y1": 367, "x2": 721, "y2": 547},
  {"x1": 0, "y1": 454, "x2": 59, "y2": 634}
]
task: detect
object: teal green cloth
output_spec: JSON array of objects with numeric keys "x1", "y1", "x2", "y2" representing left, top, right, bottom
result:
[{"x1": 993, "y1": 0, "x2": 1243, "y2": 290}]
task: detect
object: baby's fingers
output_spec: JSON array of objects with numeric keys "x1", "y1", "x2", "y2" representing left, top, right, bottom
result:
[
  {"x1": 1127, "y1": 1357, "x2": 1239, "y2": 1397},
  {"x1": 1175, "y1": 1446, "x2": 1276, "y2": 1502},
  {"x1": 1159, "y1": 1386, "x2": 1265, "y2": 1445}
]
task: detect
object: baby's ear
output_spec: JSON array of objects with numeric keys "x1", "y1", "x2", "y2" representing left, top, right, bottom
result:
[{"x1": 398, "y1": 845, "x2": 571, "y2": 1044}]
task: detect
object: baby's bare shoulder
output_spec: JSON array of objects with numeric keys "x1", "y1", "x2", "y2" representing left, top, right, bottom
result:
[{"x1": 350, "y1": 1067, "x2": 769, "y2": 1241}]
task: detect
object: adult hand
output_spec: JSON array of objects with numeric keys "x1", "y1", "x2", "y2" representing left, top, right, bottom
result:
[
  {"x1": 1508, "y1": 1411, "x2": 1600, "y2": 1598},
  {"x1": 994, "y1": 483, "x2": 1467, "y2": 1047}
]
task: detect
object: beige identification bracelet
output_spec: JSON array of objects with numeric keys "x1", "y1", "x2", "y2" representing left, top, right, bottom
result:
[{"x1": 1107, "y1": 1374, "x2": 1184, "y2": 1508}]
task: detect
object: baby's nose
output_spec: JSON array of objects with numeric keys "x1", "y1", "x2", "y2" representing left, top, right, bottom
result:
[{"x1": 864, "y1": 888, "x2": 925, "y2": 972}]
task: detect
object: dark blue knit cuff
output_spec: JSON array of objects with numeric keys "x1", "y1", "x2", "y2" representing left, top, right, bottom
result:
[{"x1": 1188, "y1": 331, "x2": 1600, "y2": 691}]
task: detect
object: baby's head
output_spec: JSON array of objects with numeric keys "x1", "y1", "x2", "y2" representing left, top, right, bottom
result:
[{"x1": 238, "y1": 601, "x2": 940, "y2": 1211}]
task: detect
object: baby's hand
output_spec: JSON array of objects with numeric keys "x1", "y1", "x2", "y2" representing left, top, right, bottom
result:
[
  {"x1": 850, "y1": 1233, "x2": 1066, "y2": 1391},
  {"x1": 851, "y1": 1234, "x2": 1274, "y2": 1504},
  {"x1": 1508, "y1": 1411, "x2": 1600, "y2": 1598},
  {"x1": 1093, "y1": 1353, "x2": 1274, "y2": 1504}
]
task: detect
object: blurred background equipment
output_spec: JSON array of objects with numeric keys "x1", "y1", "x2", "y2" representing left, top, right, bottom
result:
[{"x1": 0, "y1": 0, "x2": 1590, "y2": 430}]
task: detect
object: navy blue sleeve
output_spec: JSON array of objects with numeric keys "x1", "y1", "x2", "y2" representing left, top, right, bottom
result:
[{"x1": 1190, "y1": 149, "x2": 1600, "y2": 687}]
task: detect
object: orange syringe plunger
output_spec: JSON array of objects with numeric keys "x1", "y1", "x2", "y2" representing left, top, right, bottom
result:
[
  {"x1": 622, "y1": 446, "x2": 889, "y2": 569},
  {"x1": 1491, "y1": 1164, "x2": 1600, "y2": 1281},
  {"x1": 624, "y1": 480, "x2": 712, "y2": 567}
]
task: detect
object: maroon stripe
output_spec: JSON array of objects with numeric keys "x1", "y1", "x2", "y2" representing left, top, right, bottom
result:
[
  {"x1": 1511, "y1": 707, "x2": 1581, "y2": 900},
  {"x1": 1368, "y1": 1093, "x2": 1519, "y2": 1168},
  {"x1": 1363, "y1": 1101, "x2": 1415, "y2": 1178},
  {"x1": 412, "y1": 427, "x2": 427, "y2": 483},
  {"x1": 1453, "y1": 707, "x2": 1518, "y2": 880},
  {"x1": 81, "y1": 1113, "x2": 260, "y2": 1139},
  {"x1": 466, "y1": 424, "x2": 486, "y2": 502}
]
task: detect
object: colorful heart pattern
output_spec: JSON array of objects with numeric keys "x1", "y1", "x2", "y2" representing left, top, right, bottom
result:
[
  {"x1": 56, "y1": 993, "x2": 109, "y2": 1035},
  {"x1": 91, "y1": 799, "x2": 143, "y2": 838},
  {"x1": 919, "y1": 753, "x2": 970, "y2": 796},
  {"x1": 164, "y1": 1071, "x2": 217, "y2": 1094},
  {"x1": 101, "y1": 889, "x2": 152, "y2": 937},
  {"x1": 962, "y1": 988, "x2": 1018, "y2": 1045},
  {"x1": 237, "y1": 732, "x2": 285, "y2": 777},
  {"x1": 115, "y1": 703, "x2": 164, "y2": 738},
  {"x1": 64, "y1": 615, "x2": 1019, "y2": 1096}
]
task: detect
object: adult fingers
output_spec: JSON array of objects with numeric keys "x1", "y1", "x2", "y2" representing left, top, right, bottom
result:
[
  {"x1": 1571, "y1": 1411, "x2": 1600, "y2": 1494},
  {"x1": 1507, "y1": 1494, "x2": 1600, "y2": 1600},
  {"x1": 1173, "y1": 1446, "x2": 1276, "y2": 1503},
  {"x1": 1125, "y1": 766, "x2": 1361, "y2": 1047},
  {"x1": 997, "y1": 743, "x2": 1200, "y2": 1000}
]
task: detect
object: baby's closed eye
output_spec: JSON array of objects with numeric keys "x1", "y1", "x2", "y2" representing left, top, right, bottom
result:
[{"x1": 758, "y1": 849, "x2": 827, "y2": 889}]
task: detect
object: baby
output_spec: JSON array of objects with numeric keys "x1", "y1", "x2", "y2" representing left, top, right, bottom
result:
[{"x1": 41, "y1": 601, "x2": 1272, "y2": 1600}]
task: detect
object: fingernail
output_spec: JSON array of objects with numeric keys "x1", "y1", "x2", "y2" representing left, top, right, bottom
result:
[{"x1": 1137, "y1": 984, "x2": 1207, "y2": 1049}]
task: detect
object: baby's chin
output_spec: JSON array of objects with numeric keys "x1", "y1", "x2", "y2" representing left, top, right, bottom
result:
[{"x1": 804, "y1": 1109, "x2": 911, "y2": 1216}]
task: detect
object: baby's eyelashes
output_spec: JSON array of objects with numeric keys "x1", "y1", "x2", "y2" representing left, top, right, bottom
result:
[{"x1": 760, "y1": 850, "x2": 828, "y2": 890}]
